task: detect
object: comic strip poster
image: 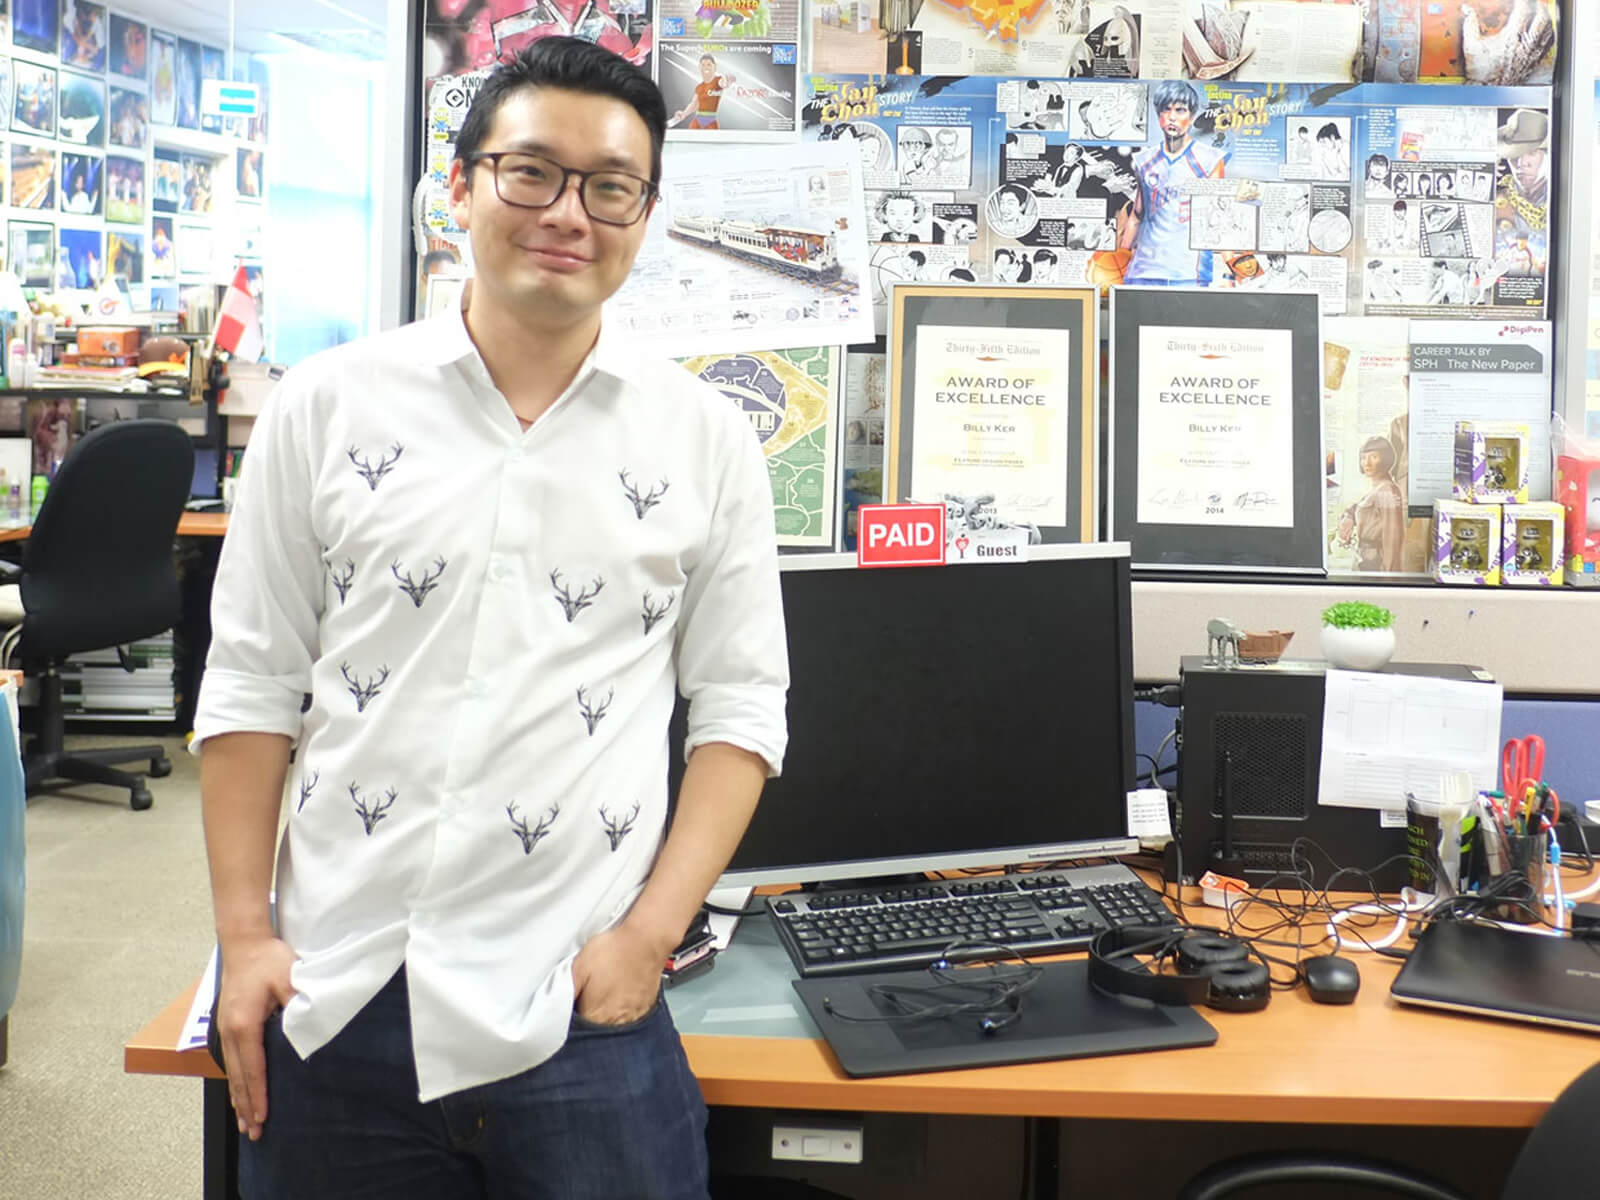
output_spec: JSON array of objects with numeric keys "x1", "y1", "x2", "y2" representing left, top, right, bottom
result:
[
  {"x1": 1413, "y1": 0, "x2": 1557, "y2": 85},
  {"x1": 657, "y1": 0, "x2": 798, "y2": 140},
  {"x1": 658, "y1": 39, "x2": 799, "y2": 140},
  {"x1": 803, "y1": 76, "x2": 1003, "y2": 329},
  {"x1": 1183, "y1": 0, "x2": 1556, "y2": 87},
  {"x1": 607, "y1": 143, "x2": 874, "y2": 355},
  {"x1": 414, "y1": 70, "x2": 488, "y2": 315},
  {"x1": 422, "y1": 0, "x2": 652, "y2": 91},
  {"x1": 675, "y1": 346, "x2": 841, "y2": 547},
  {"x1": 806, "y1": 74, "x2": 1549, "y2": 326},
  {"x1": 1181, "y1": 0, "x2": 1362, "y2": 83},
  {"x1": 1358, "y1": 92, "x2": 1549, "y2": 316},
  {"x1": 491, "y1": 0, "x2": 653, "y2": 72},
  {"x1": 810, "y1": 0, "x2": 1184, "y2": 80}
]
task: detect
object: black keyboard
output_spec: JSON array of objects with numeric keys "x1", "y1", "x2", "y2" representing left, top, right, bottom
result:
[{"x1": 767, "y1": 863, "x2": 1179, "y2": 978}]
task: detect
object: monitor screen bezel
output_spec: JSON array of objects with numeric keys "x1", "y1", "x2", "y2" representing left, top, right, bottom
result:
[{"x1": 708, "y1": 542, "x2": 1141, "y2": 890}]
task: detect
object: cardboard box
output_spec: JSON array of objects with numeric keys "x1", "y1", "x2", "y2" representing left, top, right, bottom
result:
[
  {"x1": 1452, "y1": 421, "x2": 1530, "y2": 504},
  {"x1": 76, "y1": 326, "x2": 141, "y2": 357},
  {"x1": 1433, "y1": 500, "x2": 1501, "y2": 585},
  {"x1": 1501, "y1": 502, "x2": 1564, "y2": 587}
]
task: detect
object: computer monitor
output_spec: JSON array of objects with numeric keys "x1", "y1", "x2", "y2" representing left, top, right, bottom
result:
[
  {"x1": 191, "y1": 445, "x2": 220, "y2": 500},
  {"x1": 669, "y1": 543, "x2": 1139, "y2": 889}
]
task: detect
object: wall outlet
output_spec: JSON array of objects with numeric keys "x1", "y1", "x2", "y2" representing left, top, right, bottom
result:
[{"x1": 771, "y1": 1122, "x2": 865, "y2": 1164}]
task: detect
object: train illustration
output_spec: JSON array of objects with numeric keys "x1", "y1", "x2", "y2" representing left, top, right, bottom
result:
[{"x1": 668, "y1": 213, "x2": 842, "y2": 282}]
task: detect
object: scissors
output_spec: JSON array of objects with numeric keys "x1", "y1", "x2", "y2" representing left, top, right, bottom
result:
[{"x1": 1501, "y1": 735, "x2": 1545, "y2": 801}]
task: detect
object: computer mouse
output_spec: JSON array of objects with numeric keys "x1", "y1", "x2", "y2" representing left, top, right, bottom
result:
[{"x1": 1302, "y1": 954, "x2": 1360, "y2": 1004}]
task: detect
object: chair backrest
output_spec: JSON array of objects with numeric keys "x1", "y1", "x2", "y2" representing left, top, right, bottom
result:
[
  {"x1": 19, "y1": 418, "x2": 193, "y2": 661},
  {"x1": 1499, "y1": 1056, "x2": 1600, "y2": 1200}
]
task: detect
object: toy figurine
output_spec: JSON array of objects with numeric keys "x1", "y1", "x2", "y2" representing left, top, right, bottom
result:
[
  {"x1": 1502, "y1": 502, "x2": 1565, "y2": 587},
  {"x1": 1513, "y1": 521, "x2": 1545, "y2": 570},
  {"x1": 1450, "y1": 520, "x2": 1487, "y2": 570},
  {"x1": 1485, "y1": 446, "x2": 1510, "y2": 490},
  {"x1": 1206, "y1": 617, "x2": 1243, "y2": 666}
]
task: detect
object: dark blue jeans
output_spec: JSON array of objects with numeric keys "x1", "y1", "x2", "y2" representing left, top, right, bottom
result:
[{"x1": 240, "y1": 967, "x2": 709, "y2": 1199}]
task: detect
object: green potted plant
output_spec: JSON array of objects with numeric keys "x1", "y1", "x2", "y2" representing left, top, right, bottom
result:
[{"x1": 1320, "y1": 601, "x2": 1395, "y2": 671}]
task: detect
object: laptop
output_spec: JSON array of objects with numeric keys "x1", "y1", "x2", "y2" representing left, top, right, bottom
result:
[
  {"x1": 1391, "y1": 920, "x2": 1600, "y2": 1033},
  {"x1": 189, "y1": 445, "x2": 221, "y2": 506}
]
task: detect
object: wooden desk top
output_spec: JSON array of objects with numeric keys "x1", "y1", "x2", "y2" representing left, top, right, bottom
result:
[
  {"x1": 124, "y1": 928, "x2": 1598, "y2": 1130},
  {"x1": 0, "y1": 511, "x2": 228, "y2": 542}
]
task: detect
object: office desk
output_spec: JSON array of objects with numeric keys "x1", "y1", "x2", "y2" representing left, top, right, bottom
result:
[
  {"x1": 125, "y1": 899, "x2": 1599, "y2": 1199},
  {"x1": 0, "y1": 511, "x2": 228, "y2": 543}
]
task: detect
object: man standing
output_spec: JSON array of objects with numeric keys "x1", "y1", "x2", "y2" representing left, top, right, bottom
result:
[
  {"x1": 671, "y1": 52, "x2": 735, "y2": 130},
  {"x1": 1120, "y1": 81, "x2": 1227, "y2": 285},
  {"x1": 199, "y1": 38, "x2": 788, "y2": 1199}
]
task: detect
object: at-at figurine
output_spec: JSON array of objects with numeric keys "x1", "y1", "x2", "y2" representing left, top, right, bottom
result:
[{"x1": 1206, "y1": 617, "x2": 1243, "y2": 666}]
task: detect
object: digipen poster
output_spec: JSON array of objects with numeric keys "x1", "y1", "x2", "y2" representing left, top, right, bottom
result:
[{"x1": 803, "y1": 74, "x2": 1551, "y2": 331}]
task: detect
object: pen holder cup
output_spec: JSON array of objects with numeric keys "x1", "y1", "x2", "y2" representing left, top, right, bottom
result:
[{"x1": 1493, "y1": 833, "x2": 1549, "y2": 924}]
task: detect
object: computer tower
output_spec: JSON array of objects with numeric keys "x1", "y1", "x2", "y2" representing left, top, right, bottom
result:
[{"x1": 1171, "y1": 657, "x2": 1492, "y2": 893}]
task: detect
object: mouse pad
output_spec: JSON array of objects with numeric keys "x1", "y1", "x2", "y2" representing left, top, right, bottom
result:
[{"x1": 793, "y1": 960, "x2": 1216, "y2": 1078}]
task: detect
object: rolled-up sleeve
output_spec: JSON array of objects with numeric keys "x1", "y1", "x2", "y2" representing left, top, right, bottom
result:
[
  {"x1": 190, "y1": 372, "x2": 325, "y2": 752},
  {"x1": 674, "y1": 403, "x2": 789, "y2": 777}
]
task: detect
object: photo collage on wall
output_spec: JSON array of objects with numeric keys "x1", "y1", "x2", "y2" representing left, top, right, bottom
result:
[
  {"x1": 417, "y1": 2, "x2": 1561, "y2": 563},
  {"x1": 0, "y1": 2, "x2": 269, "y2": 308},
  {"x1": 799, "y1": 76, "x2": 1550, "y2": 332}
]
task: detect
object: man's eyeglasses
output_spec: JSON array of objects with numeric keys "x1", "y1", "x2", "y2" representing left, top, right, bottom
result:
[{"x1": 467, "y1": 152, "x2": 656, "y2": 226}]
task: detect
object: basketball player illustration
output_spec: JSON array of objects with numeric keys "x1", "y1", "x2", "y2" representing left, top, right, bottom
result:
[{"x1": 1119, "y1": 81, "x2": 1228, "y2": 285}]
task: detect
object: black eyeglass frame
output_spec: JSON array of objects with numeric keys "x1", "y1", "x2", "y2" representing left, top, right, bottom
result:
[{"x1": 465, "y1": 151, "x2": 658, "y2": 227}]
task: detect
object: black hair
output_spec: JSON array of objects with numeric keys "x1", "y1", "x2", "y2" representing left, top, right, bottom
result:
[
  {"x1": 1033, "y1": 248, "x2": 1058, "y2": 265},
  {"x1": 1153, "y1": 81, "x2": 1197, "y2": 114},
  {"x1": 1366, "y1": 153, "x2": 1389, "y2": 175},
  {"x1": 1316, "y1": 122, "x2": 1341, "y2": 142},
  {"x1": 1358, "y1": 435, "x2": 1396, "y2": 474},
  {"x1": 454, "y1": 37, "x2": 667, "y2": 184},
  {"x1": 997, "y1": 183, "x2": 1030, "y2": 206}
]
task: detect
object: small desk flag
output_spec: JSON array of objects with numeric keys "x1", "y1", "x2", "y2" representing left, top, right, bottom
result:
[{"x1": 212, "y1": 266, "x2": 263, "y2": 361}]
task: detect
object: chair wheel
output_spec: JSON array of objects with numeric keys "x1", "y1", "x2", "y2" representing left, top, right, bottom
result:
[
  {"x1": 130, "y1": 787, "x2": 154, "y2": 811},
  {"x1": 148, "y1": 756, "x2": 172, "y2": 778}
]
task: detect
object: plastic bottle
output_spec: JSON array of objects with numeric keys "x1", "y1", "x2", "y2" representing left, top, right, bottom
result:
[
  {"x1": 29, "y1": 475, "x2": 47, "y2": 521},
  {"x1": 6, "y1": 484, "x2": 18, "y2": 524},
  {"x1": 33, "y1": 312, "x2": 54, "y2": 366},
  {"x1": 6, "y1": 338, "x2": 26, "y2": 389}
]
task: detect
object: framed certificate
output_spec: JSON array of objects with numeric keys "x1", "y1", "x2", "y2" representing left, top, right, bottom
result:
[
  {"x1": 886, "y1": 284, "x2": 1098, "y2": 543},
  {"x1": 1108, "y1": 287, "x2": 1325, "y2": 572}
]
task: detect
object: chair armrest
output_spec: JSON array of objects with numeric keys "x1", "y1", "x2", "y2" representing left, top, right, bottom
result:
[{"x1": 1178, "y1": 1153, "x2": 1470, "y2": 1200}]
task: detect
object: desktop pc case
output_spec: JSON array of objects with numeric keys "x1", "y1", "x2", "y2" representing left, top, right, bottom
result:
[{"x1": 1171, "y1": 657, "x2": 1488, "y2": 893}]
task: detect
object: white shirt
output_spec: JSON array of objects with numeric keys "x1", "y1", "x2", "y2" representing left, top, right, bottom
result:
[{"x1": 194, "y1": 300, "x2": 789, "y2": 1102}]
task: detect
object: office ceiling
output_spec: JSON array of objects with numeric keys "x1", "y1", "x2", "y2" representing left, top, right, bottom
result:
[{"x1": 122, "y1": 0, "x2": 392, "y2": 60}]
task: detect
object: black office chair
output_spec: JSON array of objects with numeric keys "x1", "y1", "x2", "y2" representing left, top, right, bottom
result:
[
  {"x1": 1177, "y1": 1056, "x2": 1600, "y2": 1200},
  {"x1": 4, "y1": 419, "x2": 193, "y2": 810}
]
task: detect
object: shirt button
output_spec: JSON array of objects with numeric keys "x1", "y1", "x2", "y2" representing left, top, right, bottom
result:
[{"x1": 490, "y1": 557, "x2": 510, "y2": 582}]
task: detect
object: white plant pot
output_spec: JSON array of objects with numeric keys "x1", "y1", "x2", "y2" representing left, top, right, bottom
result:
[{"x1": 1320, "y1": 624, "x2": 1395, "y2": 671}]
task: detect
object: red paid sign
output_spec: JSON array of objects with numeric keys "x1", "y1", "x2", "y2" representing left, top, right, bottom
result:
[{"x1": 857, "y1": 504, "x2": 946, "y2": 568}]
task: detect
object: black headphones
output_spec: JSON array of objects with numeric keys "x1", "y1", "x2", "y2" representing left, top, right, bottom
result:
[{"x1": 1088, "y1": 926, "x2": 1271, "y2": 1013}]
